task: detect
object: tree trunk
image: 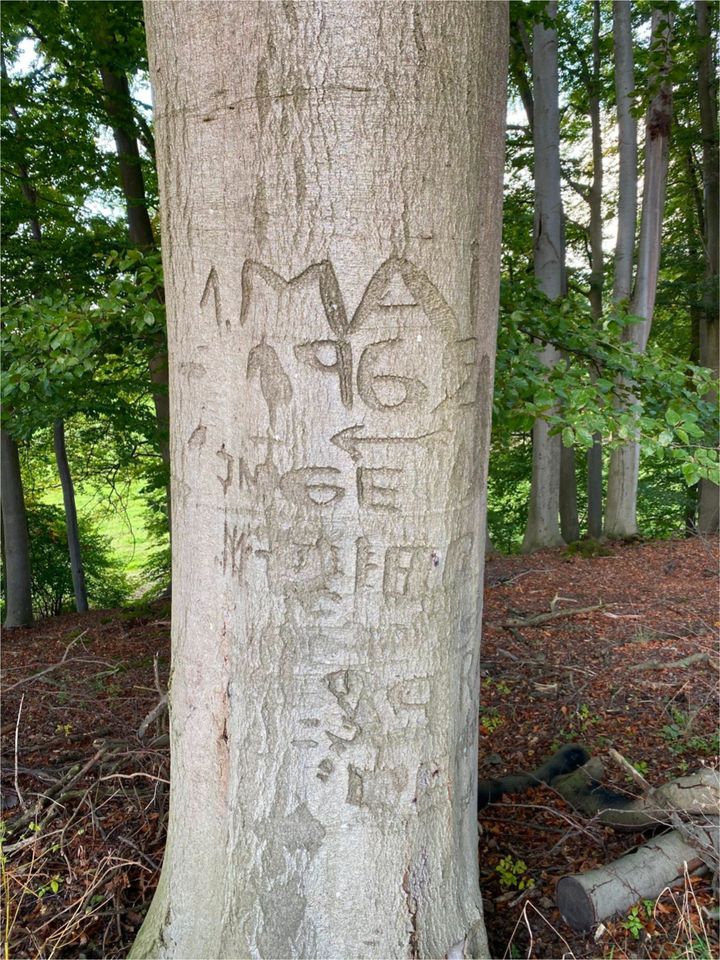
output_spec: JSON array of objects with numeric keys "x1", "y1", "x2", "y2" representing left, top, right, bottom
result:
[
  {"x1": 509, "y1": 16, "x2": 534, "y2": 136},
  {"x1": 586, "y1": 1, "x2": 605, "y2": 540},
  {"x1": 605, "y1": 2, "x2": 637, "y2": 540},
  {"x1": 522, "y1": 1, "x2": 565, "y2": 552},
  {"x1": 1, "y1": 429, "x2": 32, "y2": 628},
  {"x1": 611, "y1": 1, "x2": 638, "y2": 306},
  {"x1": 606, "y1": 9, "x2": 673, "y2": 540},
  {"x1": 97, "y1": 56, "x2": 172, "y2": 527},
  {"x1": 696, "y1": 0, "x2": 719, "y2": 534},
  {"x1": 560, "y1": 443, "x2": 580, "y2": 543},
  {"x1": 132, "y1": 3, "x2": 507, "y2": 958},
  {"x1": 53, "y1": 419, "x2": 88, "y2": 613}
]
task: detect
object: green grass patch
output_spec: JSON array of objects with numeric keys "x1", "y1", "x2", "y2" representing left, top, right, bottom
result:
[{"x1": 42, "y1": 482, "x2": 153, "y2": 576}]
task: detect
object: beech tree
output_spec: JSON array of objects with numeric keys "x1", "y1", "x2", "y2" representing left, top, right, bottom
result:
[
  {"x1": 1, "y1": 428, "x2": 33, "y2": 628},
  {"x1": 605, "y1": 8, "x2": 674, "y2": 539},
  {"x1": 695, "y1": 0, "x2": 719, "y2": 534},
  {"x1": 521, "y1": 1, "x2": 566, "y2": 552},
  {"x1": 132, "y1": 3, "x2": 507, "y2": 957}
]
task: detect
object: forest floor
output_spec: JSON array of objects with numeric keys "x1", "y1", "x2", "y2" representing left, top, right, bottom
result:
[{"x1": 1, "y1": 536, "x2": 718, "y2": 960}]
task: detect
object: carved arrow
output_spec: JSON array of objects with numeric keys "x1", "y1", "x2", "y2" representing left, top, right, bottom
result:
[{"x1": 330, "y1": 424, "x2": 446, "y2": 462}]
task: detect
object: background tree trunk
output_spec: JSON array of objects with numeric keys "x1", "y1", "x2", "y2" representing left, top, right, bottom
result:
[
  {"x1": 1, "y1": 429, "x2": 32, "y2": 628},
  {"x1": 696, "y1": 0, "x2": 719, "y2": 534},
  {"x1": 96, "y1": 48, "x2": 172, "y2": 530},
  {"x1": 522, "y1": 1, "x2": 565, "y2": 552},
  {"x1": 53, "y1": 419, "x2": 88, "y2": 613},
  {"x1": 611, "y1": 0, "x2": 638, "y2": 307},
  {"x1": 606, "y1": 8, "x2": 673, "y2": 539},
  {"x1": 560, "y1": 444, "x2": 580, "y2": 542},
  {"x1": 586, "y1": 0, "x2": 605, "y2": 540},
  {"x1": 132, "y1": 3, "x2": 507, "y2": 958}
]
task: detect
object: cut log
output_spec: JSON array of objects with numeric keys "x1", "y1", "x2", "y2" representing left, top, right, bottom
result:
[{"x1": 556, "y1": 829, "x2": 710, "y2": 932}]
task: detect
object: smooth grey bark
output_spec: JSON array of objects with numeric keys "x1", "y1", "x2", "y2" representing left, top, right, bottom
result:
[
  {"x1": 611, "y1": 1, "x2": 638, "y2": 306},
  {"x1": 1, "y1": 429, "x2": 32, "y2": 628},
  {"x1": 560, "y1": 444, "x2": 580, "y2": 543},
  {"x1": 510, "y1": 11, "x2": 579, "y2": 545},
  {"x1": 606, "y1": 9, "x2": 673, "y2": 539},
  {"x1": 53, "y1": 419, "x2": 88, "y2": 613},
  {"x1": 586, "y1": 1, "x2": 605, "y2": 540},
  {"x1": 133, "y1": 3, "x2": 507, "y2": 958},
  {"x1": 522, "y1": 1, "x2": 565, "y2": 552},
  {"x1": 510, "y1": 16, "x2": 534, "y2": 136},
  {"x1": 605, "y1": 0, "x2": 637, "y2": 539},
  {"x1": 696, "y1": 0, "x2": 719, "y2": 534}
]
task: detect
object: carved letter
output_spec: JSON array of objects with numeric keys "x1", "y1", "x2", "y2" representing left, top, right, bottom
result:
[
  {"x1": 357, "y1": 339, "x2": 428, "y2": 411},
  {"x1": 200, "y1": 266, "x2": 225, "y2": 329},
  {"x1": 355, "y1": 537, "x2": 380, "y2": 590},
  {"x1": 356, "y1": 466, "x2": 402, "y2": 511},
  {"x1": 383, "y1": 546, "x2": 431, "y2": 599},
  {"x1": 442, "y1": 338, "x2": 477, "y2": 407},
  {"x1": 223, "y1": 522, "x2": 250, "y2": 580},
  {"x1": 350, "y1": 258, "x2": 455, "y2": 334},
  {"x1": 280, "y1": 467, "x2": 346, "y2": 508},
  {"x1": 216, "y1": 446, "x2": 234, "y2": 494},
  {"x1": 294, "y1": 339, "x2": 353, "y2": 408},
  {"x1": 247, "y1": 341, "x2": 293, "y2": 428}
]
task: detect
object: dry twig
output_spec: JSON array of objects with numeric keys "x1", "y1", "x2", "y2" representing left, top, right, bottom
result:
[{"x1": 504, "y1": 603, "x2": 603, "y2": 628}]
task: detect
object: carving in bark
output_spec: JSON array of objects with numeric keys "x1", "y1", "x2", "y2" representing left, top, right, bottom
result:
[{"x1": 132, "y1": 3, "x2": 508, "y2": 957}]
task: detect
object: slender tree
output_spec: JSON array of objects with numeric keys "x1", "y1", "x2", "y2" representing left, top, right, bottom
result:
[
  {"x1": 605, "y1": 8, "x2": 674, "y2": 539},
  {"x1": 695, "y1": 0, "x2": 719, "y2": 533},
  {"x1": 612, "y1": 0, "x2": 638, "y2": 308},
  {"x1": 53, "y1": 419, "x2": 88, "y2": 612},
  {"x1": 522, "y1": 1, "x2": 566, "y2": 551},
  {"x1": 585, "y1": 0, "x2": 605, "y2": 539},
  {"x1": 132, "y1": 3, "x2": 508, "y2": 957},
  {"x1": 94, "y1": 33, "x2": 170, "y2": 471},
  {"x1": 1, "y1": 429, "x2": 33, "y2": 628}
]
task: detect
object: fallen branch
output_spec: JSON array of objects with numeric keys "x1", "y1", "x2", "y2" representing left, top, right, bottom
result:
[
  {"x1": 137, "y1": 694, "x2": 168, "y2": 740},
  {"x1": 629, "y1": 652, "x2": 716, "y2": 672},
  {"x1": 14, "y1": 693, "x2": 27, "y2": 813},
  {"x1": 7, "y1": 742, "x2": 115, "y2": 835},
  {"x1": 607, "y1": 747, "x2": 651, "y2": 791},
  {"x1": 552, "y1": 761, "x2": 720, "y2": 830},
  {"x1": 504, "y1": 603, "x2": 603, "y2": 628}
]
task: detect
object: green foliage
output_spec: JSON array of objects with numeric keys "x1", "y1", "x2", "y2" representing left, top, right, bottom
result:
[
  {"x1": 1, "y1": 249, "x2": 164, "y2": 435},
  {"x1": 1, "y1": 501, "x2": 131, "y2": 618},
  {"x1": 627, "y1": 760, "x2": 649, "y2": 782},
  {"x1": 479, "y1": 708, "x2": 504, "y2": 736},
  {"x1": 495, "y1": 281, "x2": 718, "y2": 484},
  {"x1": 34, "y1": 876, "x2": 62, "y2": 900},
  {"x1": 487, "y1": 275, "x2": 719, "y2": 546},
  {"x1": 621, "y1": 905, "x2": 645, "y2": 939},
  {"x1": 136, "y1": 478, "x2": 171, "y2": 597},
  {"x1": 495, "y1": 855, "x2": 534, "y2": 891}
]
